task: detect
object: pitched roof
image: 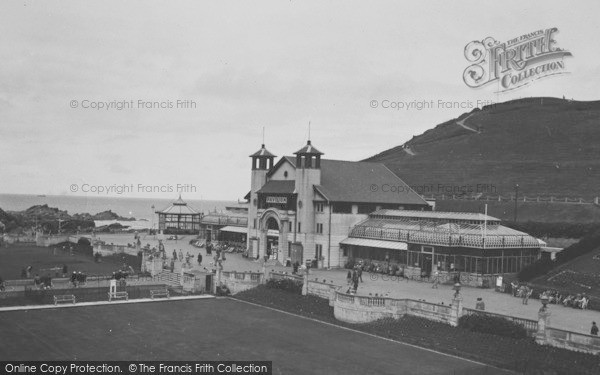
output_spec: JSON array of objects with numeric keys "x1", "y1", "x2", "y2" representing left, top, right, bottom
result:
[
  {"x1": 257, "y1": 180, "x2": 295, "y2": 194},
  {"x1": 272, "y1": 157, "x2": 427, "y2": 205},
  {"x1": 294, "y1": 140, "x2": 324, "y2": 155},
  {"x1": 156, "y1": 196, "x2": 200, "y2": 215},
  {"x1": 249, "y1": 144, "x2": 276, "y2": 157}
]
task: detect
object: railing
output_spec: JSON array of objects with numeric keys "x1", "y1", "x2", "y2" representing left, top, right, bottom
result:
[
  {"x1": 270, "y1": 271, "x2": 303, "y2": 282},
  {"x1": 420, "y1": 194, "x2": 599, "y2": 205},
  {"x1": 462, "y1": 307, "x2": 538, "y2": 334},
  {"x1": 350, "y1": 226, "x2": 541, "y2": 249},
  {"x1": 358, "y1": 296, "x2": 386, "y2": 307},
  {"x1": 200, "y1": 216, "x2": 248, "y2": 226}
]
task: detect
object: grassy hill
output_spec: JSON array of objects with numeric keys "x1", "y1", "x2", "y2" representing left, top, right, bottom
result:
[{"x1": 366, "y1": 97, "x2": 600, "y2": 202}]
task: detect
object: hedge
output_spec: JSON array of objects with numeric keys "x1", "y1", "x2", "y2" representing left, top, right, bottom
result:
[{"x1": 458, "y1": 314, "x2": 529, "y2": 339}]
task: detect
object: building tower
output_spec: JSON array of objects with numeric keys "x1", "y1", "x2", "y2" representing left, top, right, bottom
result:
[
  {"x1": 247, "y1": 144, "x2": 276, "y2": 257},
  {"x1": 294, "y1": 140, "x2": 323, "y2": 263}
]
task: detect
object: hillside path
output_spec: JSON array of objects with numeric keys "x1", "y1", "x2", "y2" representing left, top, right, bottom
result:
[{"x1": 456, "y1": 113, "x2": 480, "y2": 133}]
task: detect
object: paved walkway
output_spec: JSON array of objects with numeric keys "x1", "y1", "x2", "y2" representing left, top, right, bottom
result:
[
  {"x1": 221, "y1": 252, "x2": 599, "y2": 335},
  {"x1": 95, "y1": 235, "x2": 600, "y2": 335}
]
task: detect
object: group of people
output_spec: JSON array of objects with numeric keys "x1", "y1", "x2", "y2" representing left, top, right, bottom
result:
[
  {"x1": 34, "y1": 274, "x2": 53, "y2": 289},
  {"x1": 345, "y1": 266, "x2": 363, "y2": 294},
  {"x1": 560, "y1": 293, "x2": 590, "y2": 309},
  {"x1": 70, "y1": 271, "x2": 88, "y2": 287},
  {"x1": 510, "y1": 283, "x2": 534, "y2": 305}
]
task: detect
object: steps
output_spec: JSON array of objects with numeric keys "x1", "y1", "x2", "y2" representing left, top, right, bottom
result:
[{"x1": 155, "y1": 270, "x2": 182, "y2": 286}]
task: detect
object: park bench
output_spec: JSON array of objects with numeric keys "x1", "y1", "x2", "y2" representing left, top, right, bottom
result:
[
  {"x1": 108, "y1": 291, "x2": 129, "y2": 302},
  {"x1": 53, "y1": 294, "x2": 76, "y2": 305},
  {"x1": 150, "y1": 289, "x2": 170, "y2": 299}
]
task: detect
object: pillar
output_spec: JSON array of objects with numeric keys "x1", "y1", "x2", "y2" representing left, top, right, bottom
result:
[
  {"x1": 450, "y1": 296, "x2": 463, "y2": 327},
  {"x1": 535, "y1": 308, "x2": 551, "y2": 345},
  {"x1": 302, "y1": 272, "x2": 308, "y2": 296}
]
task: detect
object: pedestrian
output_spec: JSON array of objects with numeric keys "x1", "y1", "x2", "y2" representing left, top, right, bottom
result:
[
  {"x1": 172, "y1": 249, "x2": 177, "y2": 261},
  {"x1": 524, "y1": 287, "x2": 532, "y2": 305},
  {"x1": 170, "y1": 259, "x2": 175, "y2": 273},
  {"x1": 197, "y1": 253, "x2": 203, "y2": 265},
  {"x1": 432, "y1": 270, "x2": 440, "y2": 289},
  {"x1": 357, "y1": 267, "x2": 363, "y2": 283},
  {"x1": 353, "y1": 278, "x2": 359, "y2": 293},
  {"x1": 346, "y1": 270, "x2": 352, "y2": 286},
  {"x1": 475, "y1": 297, "x2": 485, "y2": 310},
  {"x1": 352, "y1": 269, "x2": 358, "y2": 286},
  {"x1": 591, "y1": 322, "x2": 599, "y2": 336},
  {"x1": 178, "y1": 250, "x2": 183, "y2": 262}
]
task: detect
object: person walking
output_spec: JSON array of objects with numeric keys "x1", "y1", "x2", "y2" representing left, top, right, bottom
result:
[
  {"x1": 197, "y1": 252, "x2": 203, "y2": 265},
  {"x1": 178, "y1": 250, "x2": 183, "y2": 263},
  {"x1": 172, "y1": 249, "x2": 177, "y2": 261},
  {"x1": 357, "y1": 267, "x2": 363, "y2": 283},
  {"x1": 591, "y1": 322, "x2": 599, "y2": 336}
]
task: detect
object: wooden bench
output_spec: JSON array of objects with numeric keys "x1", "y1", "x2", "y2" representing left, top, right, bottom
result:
[
  {"x1": 53, "y1": 294, "x2": 76, "y2": 305},
  {"x1": 108, "y1": 291, "x2": 128, "y2": 302},
  {"x1": 150, "y1": 289, "x2": 170, "y2": 299}
]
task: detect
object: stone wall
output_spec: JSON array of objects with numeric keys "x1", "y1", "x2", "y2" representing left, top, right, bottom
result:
[
  {"x1": 332, "y1": 291, "x2": 461, "y2": 326},
  {"x1": 543, "y1": 328, "x2": 600, "y2": 355},
  {"x1": 219, "y1": 271, "x2": 264, "y2": 295},
  {"x1": 306, "y1": 279, "x2": 340, "y2": 306}
]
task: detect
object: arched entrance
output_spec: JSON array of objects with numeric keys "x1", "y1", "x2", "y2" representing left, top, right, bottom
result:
[
  {"x1": 266, "y1": 217, "x2": 279, "y2": 260},
  {"x1": 258, "y1": 209, "x2": 289, "y2": 263}
]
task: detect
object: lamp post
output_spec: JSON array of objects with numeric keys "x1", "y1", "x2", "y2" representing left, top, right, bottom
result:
[
  {"x1": 151, "y1": 205, "x2": 155, "y2": 238},
  {"x1": 513, "y1": 184, "x2": 519, "y2": 222}
]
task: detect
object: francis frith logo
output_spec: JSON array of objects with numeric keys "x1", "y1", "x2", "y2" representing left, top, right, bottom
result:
[{"x1": 463, "y1": 27, "x2": 572, "y2": 92}]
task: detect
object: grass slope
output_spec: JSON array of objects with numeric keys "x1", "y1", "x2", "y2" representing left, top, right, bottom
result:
[
  {"x1": 0, "y1": 298, "x2": 502, "y2": 375},
  {"x1": 366, "y1": 97, "x2": 600, "y2": 200}
]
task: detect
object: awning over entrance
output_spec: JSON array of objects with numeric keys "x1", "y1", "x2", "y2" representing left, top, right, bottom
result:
[
  {"x1": 340, "y1": 237, "x2": 408, "y2": 250},
  {"x1": 221, "y1": 226, "x2": 279, "y2": 237},
  {"x1": 220, "y1": 226, "x2": 247, "y2": 234}
]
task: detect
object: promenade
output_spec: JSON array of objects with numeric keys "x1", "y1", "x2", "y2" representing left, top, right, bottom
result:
[{"x1": 93, "y1": 233, "x2": 600, "y2": 335}]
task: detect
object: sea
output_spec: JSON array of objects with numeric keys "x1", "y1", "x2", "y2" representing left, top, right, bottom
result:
[{"x1": 0, "y1": 194, "x2": 239, "y2": 230}]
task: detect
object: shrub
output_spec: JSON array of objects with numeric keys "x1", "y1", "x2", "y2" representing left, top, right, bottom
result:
[
  {"x1": 216, "y1": 285, "x2": 231, "y2": 296},
  {"x1": 266, "y1": 278, "x2": 303, "y2": 295},
  {"x1": 555, "y1": 227, "x2": 600, "y2": 264},
  {"x1": 518, "y1": 258, "x2": 554, "y2": 282},
  {"x1": 458, "y1": 314, "x2": 529, "y2": 339}
]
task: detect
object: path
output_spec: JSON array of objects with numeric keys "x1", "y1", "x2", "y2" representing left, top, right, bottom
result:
[{"x1": 456, "y1": 113, "x2": 480, "y2": 133}]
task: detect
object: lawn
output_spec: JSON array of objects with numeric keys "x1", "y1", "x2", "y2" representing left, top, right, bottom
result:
[
  {"x1": 0, "y1": 244, "x2": 139, "y2": 280},
  {"x1": 0, "y1": 298, "x2": 507, "y2": 375},
  {"x1": 234, "y1": 286, "x2": 600, "y2": 375}
]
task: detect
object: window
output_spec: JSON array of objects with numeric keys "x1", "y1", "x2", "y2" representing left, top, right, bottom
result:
[
  {"x1": 357, "y1": 204, "x2": 377, "y2": 214},
  {"x1": 297, "y1": 222, "x2": 301, "y2": 233},
  {"x1": 332, "y1": 203, "x2": 352, "y2": 213},
  {"x1": 316, "y1": 244, "x2": 323, "y2": 259},
  {"x1": 315, "y1": 202, "x2": 324, "y2": 212},
  {"x1": 316, "y1": 223, "x2": 323, "y2": 234},
  {"x1": 343, "y1": 247, "x2": 348, "y2": 257}
]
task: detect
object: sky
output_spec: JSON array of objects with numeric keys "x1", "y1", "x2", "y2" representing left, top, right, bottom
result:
[{"x1": 1, "y1": 0, "x2": 599, "y2": 200}]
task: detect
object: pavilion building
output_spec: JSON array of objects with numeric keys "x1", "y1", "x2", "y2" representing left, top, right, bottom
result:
[
  {"x1": 243, "y1": 139, "x2": 544, "y2": 285},
  {"x1": 156, "y1": 195, "x2": 201, "y2": 234}
]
